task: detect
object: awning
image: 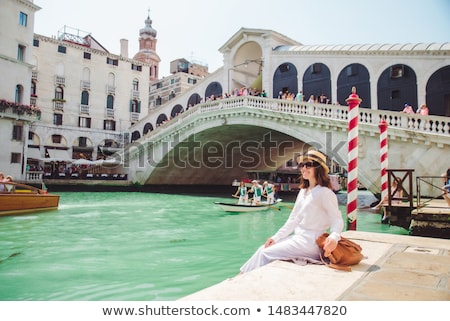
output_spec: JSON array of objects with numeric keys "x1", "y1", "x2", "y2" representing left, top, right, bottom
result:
[
  {"x1": 46, "y1": 149, "x2": 73, "y2": 162},
  {"x1": 27, "y1": 148, "x2": 43, "y2": 160}
]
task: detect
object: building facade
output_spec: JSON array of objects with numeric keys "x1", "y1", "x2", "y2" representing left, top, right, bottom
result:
[{"x1": 0, "y1": 0, "x2": 41, "y2": 180}]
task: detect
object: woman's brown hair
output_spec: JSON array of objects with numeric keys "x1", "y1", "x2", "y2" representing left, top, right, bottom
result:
[{"x1": 298, "y1": 161, "x2": 331, "y2": 189}]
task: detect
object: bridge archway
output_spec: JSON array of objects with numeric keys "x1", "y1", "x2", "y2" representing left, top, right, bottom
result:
[
  {"x1": 337, "y1": 64, "x2": 371, "y2": 106},
  {"x1": 187, "y1": 93, "x2": 201, "y2": 108},
  {"x1": 303, "y1": 63, "x2": 332, "y2": 103},
  {"x1": 273, "y1": 62, "x2": 298, "y2": 98},
  {"x1": 205, "y1": 82, "x2": 223, "y2": 100},
  {"x1": 377, "y1": 64, "x2": 417, "y2": 111},
  {"x1": 143, "y1": 123, "x2": 154, "y2": 135},
  {"x1": 171, "y1": 104, "x2": 184, "y2": 118},
  {"x1": 427, "y1": 65, "x2": 450, "y2": 116}
]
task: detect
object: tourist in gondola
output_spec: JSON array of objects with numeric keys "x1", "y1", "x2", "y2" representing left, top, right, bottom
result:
[{"x1": 239, "y1": 150, "x2": 344, "y2": 273}]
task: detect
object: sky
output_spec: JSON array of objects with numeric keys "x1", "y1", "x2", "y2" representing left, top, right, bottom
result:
[{"x1": 33, "y1": 0, "x2": 450, "y2": 77}]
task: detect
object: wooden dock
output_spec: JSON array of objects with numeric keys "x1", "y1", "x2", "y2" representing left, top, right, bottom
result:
[
  {"x1": 410, "y1": 199, "x2": 450, "y2": 239},
  {"x1": 382, "y1": 170, "x2": 450, "y2": 239}
]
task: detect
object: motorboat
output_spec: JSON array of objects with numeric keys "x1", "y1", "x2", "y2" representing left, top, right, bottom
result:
[{"x1": 0, "y1": 181, "x2": 60, "y2": 216}]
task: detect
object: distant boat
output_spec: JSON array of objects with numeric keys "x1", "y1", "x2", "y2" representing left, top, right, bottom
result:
[
  {"x1": 0, "y1": 182, "x2": 60, "y2": 216},
  {"x1": 214, "y1": 202, "x2": 271, "y2": 213}
]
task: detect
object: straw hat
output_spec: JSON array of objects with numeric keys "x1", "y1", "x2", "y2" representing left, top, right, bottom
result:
[{"x1": 297, "y1": 150, "x2": 329, "y2": 175}]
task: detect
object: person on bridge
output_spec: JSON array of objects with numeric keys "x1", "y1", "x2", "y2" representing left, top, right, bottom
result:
[{"x1": 239, "y1": 150, "x2": 344, "y2": 273}]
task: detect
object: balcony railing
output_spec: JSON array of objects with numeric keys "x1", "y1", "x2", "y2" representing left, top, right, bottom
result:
[
  {"x1": 80, "y1": 80, "x2": 91, "y2": 90},
  {"x1": 0, "y1": 99, "x2": 41, "y2": 120},
  {"x1": 32, "y1": 71, "x2": 38, "y2": 80},
  {"x1": 53, "y1": 101, "x2": 64, "y2": 111},
  {"x1": 130, "y1": 112, "x2": 140, "y2": 122},
  {"x1": 54, "y1": 75, "x2": 65, "y2": 86},
  {"x1": 80, "y1": 104, "x2": 90, "y2": 114},
  {"x1": 105, "y1": 108, "x2": 115, "y2": 118},
  {"x1": 106, "y1": 85, "x2": 116, "y2": 95},
  {"x1": 131, "y1": 90, "x2": 140, "y2": 99}
]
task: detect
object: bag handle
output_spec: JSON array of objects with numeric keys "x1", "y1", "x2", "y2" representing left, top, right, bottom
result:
[{"x1": 319, "y1": 252, "x2": 352, "y2": 272}]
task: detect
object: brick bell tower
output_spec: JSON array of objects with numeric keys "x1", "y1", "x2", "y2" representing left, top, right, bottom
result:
[{"x1": 133, "y1": 9, "x2": 161, "y2": 81}]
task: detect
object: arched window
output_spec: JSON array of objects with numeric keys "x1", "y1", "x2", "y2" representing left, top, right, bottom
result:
[
  {"x1": 55, "y1": 86, "x2": 64, "y2": 100},
  {"x1": 132, "y1": 79, "x2": 139, "y2": 91},
  {"x1": 81, "y1": 90, "x2": 89, "y2": 105},
  {"x1": 106, "y1": 95, "x2": 114, "y2": 109},
  {"x1": 15, "y1": 84, "x2": 24, "y2": 104}
]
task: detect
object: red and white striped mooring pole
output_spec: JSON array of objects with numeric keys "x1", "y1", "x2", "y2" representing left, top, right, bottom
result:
[
  {"x1": 346, "y1": 87, "x2": 362, "y2": 230},
  {"x1": 378, "y1": 119, "x2": 389, "y2": 207}
]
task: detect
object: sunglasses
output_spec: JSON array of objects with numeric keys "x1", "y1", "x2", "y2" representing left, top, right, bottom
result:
[{"x1": 299, "y1": 161, "x2": 317, "y2": 169}]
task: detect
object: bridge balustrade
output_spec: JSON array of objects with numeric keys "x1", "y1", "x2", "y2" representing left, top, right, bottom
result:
[{"x1": 141, "y1": 97, "x2": 449, "y2": 140}]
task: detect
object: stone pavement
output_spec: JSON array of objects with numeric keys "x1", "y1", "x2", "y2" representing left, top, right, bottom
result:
[{"x1": 180, "y1": 231, "x2": 450, "y2": 301}]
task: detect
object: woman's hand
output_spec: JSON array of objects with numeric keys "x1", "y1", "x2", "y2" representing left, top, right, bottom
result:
[
  {"x1": 323, "y1": 237, "x2": 337, "y2": 257},
  {"x1": 264, "y1": 238, "x2": 275, "y2": 248}
]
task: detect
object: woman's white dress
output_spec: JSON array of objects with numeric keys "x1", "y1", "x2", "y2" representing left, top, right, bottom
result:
[{"x1": 240, "y1": 185, "x2": 344, "y2": 273}]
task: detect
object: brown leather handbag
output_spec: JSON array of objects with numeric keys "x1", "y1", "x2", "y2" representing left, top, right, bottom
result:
[{"x1": 316, "y1": 233, "x2": 364, "y2": 271}]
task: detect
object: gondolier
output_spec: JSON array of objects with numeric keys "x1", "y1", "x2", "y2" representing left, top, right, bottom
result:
[
  {"x1": 233, "y1": 181, "x2": 249, "y2": 205},
  {"x1": 263, "y1": 181, "x2": 275, "y2": 204},
  {"x1": 250, "y1": 180, "x2": 263, "y2": 205}
]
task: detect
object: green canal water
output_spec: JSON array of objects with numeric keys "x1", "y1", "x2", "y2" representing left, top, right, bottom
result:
[{"x1": 0, "y1": 190, "x2": 408, "y2": 301}]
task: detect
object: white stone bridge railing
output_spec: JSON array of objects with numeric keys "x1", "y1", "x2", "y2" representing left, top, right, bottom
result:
[{"x1": 145, "y1": 96, "x2": 449, "y2": 142}]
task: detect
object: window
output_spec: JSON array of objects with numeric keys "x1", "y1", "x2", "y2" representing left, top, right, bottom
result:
[
  {"x1": 132, "y1": 79, "x2": 139, "y2": 91},
  {"x1": 104, "y1": 120, "x2": 116, "y2": 131},
  {"x1": 391, "y1": 90, "x2": 400, "y2": 99},
  {"x1": 130, "y1": 100, "x2": 139, "y2": 113},
  {"x1": 83, "y1": 52, "x2": 91, "y2": 60},
  {"x1": 79, "y1": 117, "x2": 91, "y2": 128},
  {"x1": 15, "y1": 85, "x2": 23, "y2": 104},
  {"x1": 52, "y1": 135, "x2": 62, "y2": 144},
  {"x1": 188, "y1": 78, "x2": 197, "y2": 85},
  {"x1": 106, "y1": 95, "x2": 114, "y2": 109},
  {"x1": 106, "y1": 57, "x2": 118, "y2": 66},
  {"x1": 12, "y1": 125, "x2": 23, "y2": 141},
  {"x1": 81, "y1": 91, "x2": 89, "y2": 105},
  {"x1": 17, "y1": 45, "x2": 25, "y2": 61},
  {"x1": 31, "y1": 80, "x2": 37, "y2": 96},
  {"x1": 19, "y1": 12, "x2": 27, "y2": 26},
  {"x1": 78, "y1": 137, "x2": 87, "y2": 147},
  {"x1": 312, "y1": 63, "x2": 321, "y2": 74},
  {"x1": 53, "y1": 113, "x2": 63, "y2": 125},
  {"x1": 57, "y1": 45, "x2": 67, "y2": 54},
  {"x1": 346, "y1": 65, "x2": 358, "y2": 77},
  {"x1": 131, "y1": 64, "x2": 142, "y2": 71},
  {"x1": 156, "y1": 82, "x2": 162, "y2": 89},
  {"x1": 33, "y1": 39, "x2": 39, "y2": 47},
  {"x1": 55, "y1": 86, "x2": 64, "y2": 100},
  {"x1": 390, "y1": 65, "x2": 404, "y2": 78},
  {"x1": 156, "y1": 96, "x2": 162, "y2": 106},
  {"x1": 11, "y1": 153, "x2": 21, "y2": 164},
  {"x1": 279, "y1": 63, "x2": 290, "y2": 73}
]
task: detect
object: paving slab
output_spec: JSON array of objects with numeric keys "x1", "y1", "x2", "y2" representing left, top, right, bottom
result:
[{"x1": 180, "y1": 231, "x2": 450, "y2": 301}]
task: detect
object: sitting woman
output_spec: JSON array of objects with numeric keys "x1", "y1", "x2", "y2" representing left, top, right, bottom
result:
[{"x1": 239, "y1": 150, "x2": 344, "y2": 273}]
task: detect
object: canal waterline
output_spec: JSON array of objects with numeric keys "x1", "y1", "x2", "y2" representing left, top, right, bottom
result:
[{"x1": 0, "y1": 190, "x2": 408, "y2": 300}]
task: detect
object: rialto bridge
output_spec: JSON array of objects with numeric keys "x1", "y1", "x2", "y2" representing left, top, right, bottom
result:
[{"x1": 113, "y1": 96, "x2": 449, "y2": 196}]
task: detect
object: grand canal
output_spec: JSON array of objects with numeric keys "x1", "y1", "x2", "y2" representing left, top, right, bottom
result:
[{"x1": 0, "y1": 190, "x2": 408, "y2": 301}]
